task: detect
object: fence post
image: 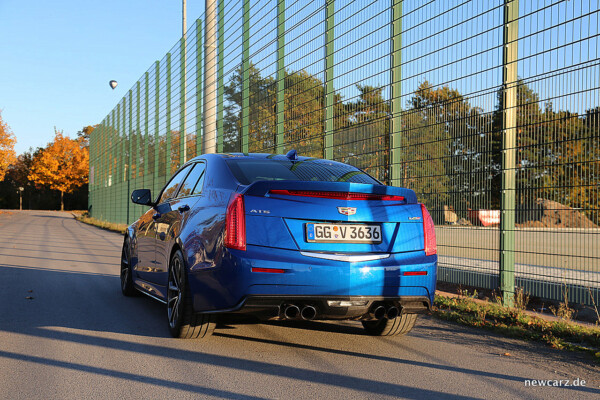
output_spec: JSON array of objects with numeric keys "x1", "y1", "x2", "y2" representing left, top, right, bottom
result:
[
  {"x1": 390, "y1": 0, "x2": 402, "y2": 187},
  {"x1": 144, "y1": 72, "x2": 149, "y2": 177},
  {"x1": 107, "y1": 113, "x2": 113, "y2": 220},
  {"x1": 119, "y1": 100, "x2": 124, "y2": 223},
  {"x1": 166, "y1": 53, "x2": 172, "y2": 175},
  {"x1": 217, "y1": 2, "x2": 225, "y2": 153},
  {"x1": 128, "y1": 89, "x2": 133, "y2": 224},
  {"x1": 276, "y1": 0, "x2": 285, "y2": 154},
  {"x1": 324, "y1": 0, "x2": 335, "y2": 160},
  {"x1": 241, "y1": 0, "x2": 250, "y2": 153},
  {"x1": 115, "y1": 106, "x2": 120, "y2": 223},
  {"x1": 196, "y1": 19, "x2": 203, "y2": 155},
  {"x1": 154, "y1": 60, "x2": 160, "y2": 194},
  {"x1": 136, "y1": 81, "x2": 141, "y2": 179},
  {"x1": 180, "y1": 37, "x2": 187, "y2": 164},
  {"x1": 500, "y1": 0, "x2": 519, "y2": 307}
]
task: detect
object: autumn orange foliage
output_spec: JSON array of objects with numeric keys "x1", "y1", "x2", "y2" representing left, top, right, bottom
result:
[
  {"x1": 28, "y1": 129, "x2": 89, "y2": 210},
  {"x1": 0, "y1": 111, "x2": 17, "y2": 181}
]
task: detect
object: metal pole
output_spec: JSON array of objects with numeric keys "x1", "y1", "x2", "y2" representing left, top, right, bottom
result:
[
  {"x1": 196, "y1": 18, "x2": 203, "y2": 154},
  {"x1": 203, "y1": 0, "x2": 217, "y2": 154},
  {"x1": 115, "y1": 107, "x2": 120, "y2": 223},
  {"x1": 183, "y1": 0, "x2": 187, "y2": 37},
  {"x1": 181, "y1": 0, "x2": 187, "y2": 162},
  {"x1": 123, "y1": 99, "x2": 128, "y2": 223},
  {"x1": 241, "y1": 0, "x2": 250, "y2": 153},
  {"x1": 154, "y1": 61, "x2": 160, "y2": 193},
  {"x1": 136, "y1": 81, "x2": 141, "y2": 179},
  {"x1": 276, "y1": 0, "x2": 285, "y2": 154},
  {"x1": 128, "y1": 89, "x2": 133, "y2": 224},
  {"x1": 180, "y1": 37, "x2": 187, "y2": 164},
  {"x1": 500, "y1": 0, "x2": 519, "y2": 307},
  {"x1": 144, "y1": 72, "x2": 149, "y2": 176},
  {"x1": 324, "y1": 0, "x2": 335, "y2": 160},
  {"x1": 166, "y1": 52, "x2": 172, "y2": 174},
  {"x1": 217, "y1": 0, "x2": 224, "y2": 153},
  {"x1": 390, "y1": 0, "x2": 402, "y2": 187}
]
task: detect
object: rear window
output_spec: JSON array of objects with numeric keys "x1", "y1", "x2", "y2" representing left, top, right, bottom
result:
[{"x1": 225, "y1": 158, "x2": 379, "y2": 185}]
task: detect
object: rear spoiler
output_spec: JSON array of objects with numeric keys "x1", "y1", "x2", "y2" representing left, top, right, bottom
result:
[{"x1": 241, "y1": 180, "x2": 418, "y2": 204}]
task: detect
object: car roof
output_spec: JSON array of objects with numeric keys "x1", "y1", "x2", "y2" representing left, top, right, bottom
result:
[{"x1": 187, "y1": 152, "x2": 316, "y2": 163}]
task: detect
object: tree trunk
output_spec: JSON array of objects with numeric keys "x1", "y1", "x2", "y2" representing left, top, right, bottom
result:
[{"x1": 60, "y1": 191, "x2": 64, "y2": 211}]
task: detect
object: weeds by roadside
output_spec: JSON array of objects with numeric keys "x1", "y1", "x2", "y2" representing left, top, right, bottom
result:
[
  {"x1": 73, "y1": 212, "x2": 127, "y2": 234},
  {"x1": 433, "y1": 293, "x2": 600, "y2": 361}
]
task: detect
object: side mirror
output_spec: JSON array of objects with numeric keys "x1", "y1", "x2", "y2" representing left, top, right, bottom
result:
[{"x1": 131, "y1": 189, "x2": 153, "y2": 206}]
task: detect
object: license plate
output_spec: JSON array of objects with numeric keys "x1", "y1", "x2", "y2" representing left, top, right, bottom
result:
[{"x1": 306, "y1": 223, "x2": 382, "y2": 243}]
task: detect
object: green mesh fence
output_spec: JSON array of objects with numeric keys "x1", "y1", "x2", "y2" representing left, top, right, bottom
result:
[{"x1": 89, "y1": 0, "x2": 599, "y2": 307}]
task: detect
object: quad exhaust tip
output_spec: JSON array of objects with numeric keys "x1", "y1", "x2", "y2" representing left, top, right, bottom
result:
[
  {"x1": 372, "y1": 305, "x2": 386, "y2": 320},
  {"x1": 386, "y1": 306, "x2": 399, "y2": 320},
  {"x1": 283, "y1": 304, "x2": 317, "y2": 320},
  {"x1": 370, "y1": 305, "x2": 399, "y2": 320},
  {"x1": 283, "y1": 304, "x2": 300, "y2": 319},
  {"x1": 301, "y1": 305, "x2": 317, "y2": 320}
]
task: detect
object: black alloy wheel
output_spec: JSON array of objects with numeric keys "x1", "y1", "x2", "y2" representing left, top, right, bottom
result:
[
  {"x1": 167, "y1": 250, "x2": 215, "y2": 339},
  {"x1": 120, "y1": 238, "x2": 137, "y2": 296}
]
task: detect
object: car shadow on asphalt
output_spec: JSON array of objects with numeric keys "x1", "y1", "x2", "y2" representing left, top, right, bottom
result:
[{"x1": 2, "y1": 264, "x2": 599, "y2": 398}]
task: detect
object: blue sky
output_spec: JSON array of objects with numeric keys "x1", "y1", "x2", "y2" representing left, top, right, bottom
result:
[
  {"x1": 0, "y1": 0, "x2": 204, "y2": 155},
  {"x1": 2, "y1": 0, "x2": 597, "y2": 156}
]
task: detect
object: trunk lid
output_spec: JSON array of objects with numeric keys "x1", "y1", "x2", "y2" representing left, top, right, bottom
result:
[{"x1": 242, "y1": 181, "x2": 425, "y2": 253}]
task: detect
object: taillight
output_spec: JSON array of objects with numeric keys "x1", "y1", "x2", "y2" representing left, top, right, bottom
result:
[
  {"x1": 225, "y1": 193, "x2": 246, "y2": 251},
  {"x1": 421, "y1": 204, "x2": 437, "y2": 256},
  {"x1": 269, "y1": 189, "x2": 404, "y2": 202}
]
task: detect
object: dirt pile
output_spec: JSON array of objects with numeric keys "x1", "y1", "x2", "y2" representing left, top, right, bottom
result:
[{"x1": 517, "y1": 198, "x2": 598, "y2": 228}]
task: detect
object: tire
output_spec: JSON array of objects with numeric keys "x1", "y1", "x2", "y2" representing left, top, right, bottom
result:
[
  {"x1": 167, "y1": 250, "x2": 215, "y2": 339},
  {"x1": 361, "y1": 313, "x2": 418, "y2": 337},
  {"x1": 120, "y1": 238, "x2": 138, "y2": 296}
]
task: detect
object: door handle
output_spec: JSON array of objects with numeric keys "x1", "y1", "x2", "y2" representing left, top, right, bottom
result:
[
  {"x1": 178, "y1": 204, "x2": 190, "y2": 213},
  {"x1": 152, "y1": 212, "x2": 161, "y2": 220}
]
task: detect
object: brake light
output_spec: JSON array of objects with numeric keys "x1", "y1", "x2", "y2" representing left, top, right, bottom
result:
[
  {"x1": 225, "y1": 193, "x2": 246, "y2": 251},
  {"x1": 421, "y1": 204, "x2": 437, "y2": 256},
  {"x1": 269, "y1": 190, "x2": 404, "y2": 201}
]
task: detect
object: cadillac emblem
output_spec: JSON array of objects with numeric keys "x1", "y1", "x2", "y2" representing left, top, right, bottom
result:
[{"x1": 337, "y1": 207, "x2": 357, "y2": 216}]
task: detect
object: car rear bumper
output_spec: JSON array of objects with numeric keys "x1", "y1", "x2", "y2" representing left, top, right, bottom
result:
[{"x1": 188, "y1": 244, "x2": 437, "y2": 314}]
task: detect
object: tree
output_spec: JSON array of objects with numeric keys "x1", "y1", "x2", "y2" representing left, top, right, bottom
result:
[
  {"x1": 28, "y1": 129, "x2": 89, "y2": 210},
  {"x1": 0, "y1": 111, "x2": 17, "y2": 181},
  {"x1": 76, "y1": 125, "x2": 96, "y2": 148},
  {"x1": 222, "y1": 64, "x2": 342, "y2": 158},
  {"x1": 401, "y1": 81, "x2": 494, "y2": 220},
  {"x1": 336, "y1": 85, "x2": 391, "y2": 183}
]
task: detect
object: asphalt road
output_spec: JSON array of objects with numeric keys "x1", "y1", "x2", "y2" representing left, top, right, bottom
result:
[{"x1": 0, "y1": 211, "x2": 599, "y2": 400}]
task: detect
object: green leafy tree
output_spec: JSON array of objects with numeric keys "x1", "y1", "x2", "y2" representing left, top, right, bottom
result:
[
  {"x1": 336, "y1": 85, "x2": 390, "y2": 183},
  {"x1": 222, "y1": 64, "x2": 342, "y2": 159}
]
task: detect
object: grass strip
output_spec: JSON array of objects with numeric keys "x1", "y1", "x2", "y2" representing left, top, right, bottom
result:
[
  {"x1": 433, "y1": 295, "x2": 600, "y2": 360},
  {"x1": 74, "y1": 213, "x2": 128, "y2": 234}
]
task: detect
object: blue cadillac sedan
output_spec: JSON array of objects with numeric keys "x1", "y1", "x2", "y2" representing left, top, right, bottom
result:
[{"x1": 121, "y1": 151, "x2": 437, "y2": 339}]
